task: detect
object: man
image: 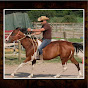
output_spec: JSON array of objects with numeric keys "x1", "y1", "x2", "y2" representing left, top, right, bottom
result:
[{"x1": 27, "y1": 16, "x2": 52, "y2": 60}]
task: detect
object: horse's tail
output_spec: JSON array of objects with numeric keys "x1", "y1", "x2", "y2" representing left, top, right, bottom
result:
[{"x1": 72, "y1": 43, "x2": 83, "y2": 54}]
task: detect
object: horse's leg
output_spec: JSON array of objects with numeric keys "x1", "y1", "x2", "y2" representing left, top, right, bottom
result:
[
  {"x1": 28, "y1": 59, "x2": 36, "y2": 78},
  {"x1": 28, "y1": 51, "x2": 43, "y2": 78},
  {"x1": 28, "y1": 54, "x2": 44, "y2": 78},
  {"x1": 70, "y1": 57, "x2": 82, "y2": 78},
  {"x1": 11, "y1": 61, "x2": 32, "y2": 76},
  {"x1": 54, "y1": 58, "x2": 68, "y2": 78},
  {"x1": 11, "y1": 56, "x2": 32, "y2": 77}
]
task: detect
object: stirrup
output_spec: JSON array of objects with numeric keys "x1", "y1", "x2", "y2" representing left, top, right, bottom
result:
[
  {"x1": 35, "y1": 56, "x2": 40, "y2": 60},
  {"x1": 35, "y1": 55, "x2": 40, "y2": 60},
  {"x1": 36, "y1": 58, "x2": 40, "y2": 60},
  {"x1": 35, "y1": 51, "x2": 40, "y2": 60}
]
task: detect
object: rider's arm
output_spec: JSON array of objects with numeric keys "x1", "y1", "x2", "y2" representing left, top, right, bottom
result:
[
  {"x1": 27, "y1": 28, "x2": 45, "y2": 32},
  {"x1": 32, "y1": 32, "x2": 41, "y2": 35}
]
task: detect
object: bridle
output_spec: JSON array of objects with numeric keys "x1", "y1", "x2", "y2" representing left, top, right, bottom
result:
[
  {"x1": 15, "y1": 30, "x2": 26, "y2": 41},
  {"x1": 9, "y1": 30, "x2": 38, "y2": 59},
  {"x1": 15, "y1": 30, "x2": 38, "y2": 58}
]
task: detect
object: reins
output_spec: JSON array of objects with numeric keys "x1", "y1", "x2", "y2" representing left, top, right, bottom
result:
[
  {"x1": 16, "y1": 31, "x2": 38, "y2": 59},
  {"x1": 17, "y1": 36, "x2": 26, "y2": 41},
  {"x1": 28, "y1": 34, "x2": 38, "y2": 58},
  {"x1": 15, "y1": 31, "x2": 26, "y2": 41}
]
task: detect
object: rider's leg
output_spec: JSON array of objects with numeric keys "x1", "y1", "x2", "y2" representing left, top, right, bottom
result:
[{"x1": 36, "y1": 39, "x2": 51, "y2": 60}]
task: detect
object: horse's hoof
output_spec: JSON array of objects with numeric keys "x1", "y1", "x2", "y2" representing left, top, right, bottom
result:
[
  {"x1": 11, "y1": 73, "x2": 14, "y2": 77},
  {"x1": 77, "y1": 75, "x2": 82, "y2": 78},
  {"x1": 77, "y1": 70, "x2": 82, "y2": 78},
  {"x1": 77, "y1": 75, "x2": 81, "y2": 78},
  {"x1": 79, "y1": 70, "x2": 82, "y2": 76},
  {"x1": 28, "y1": 74, "x2": 33, "y2": 78},
  {"x1": 54, "y1": 74, "x2": 61, "y2": 78}
]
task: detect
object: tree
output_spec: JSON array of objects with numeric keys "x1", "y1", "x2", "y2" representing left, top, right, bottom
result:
[
  {"x1": 27, "y1": 10, "x2": 83, "y2": 23},
  {"x1": 27, "y1": 10, "x2": 56, "y2": 22},
  {"x1": 61, "y1": 15, "x2": 77, "y2": 23}
]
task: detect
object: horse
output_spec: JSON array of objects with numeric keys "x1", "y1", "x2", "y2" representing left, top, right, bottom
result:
[{"x1": 6, "y1": 27, "x2": 82, "y2": 78}]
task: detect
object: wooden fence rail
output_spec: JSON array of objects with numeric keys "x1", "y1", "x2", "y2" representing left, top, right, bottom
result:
[
  {"x1": 33, "y1": 22, "x2": 83, "y2": 39},
  {"x1": 5, "y1": 42, "x2": 22, "y2": 61},
  {"x1": 33, "y1": 22, "x2": 83, "y2": 30}
]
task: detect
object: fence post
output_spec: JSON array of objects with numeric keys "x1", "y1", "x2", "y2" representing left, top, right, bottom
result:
[
  {"x1": 73, "y1": 23, "x2": 75, "y2": 38},
  {"x1": 63, "y1": 31, "x2": 67, "y2": 40},
  {"x1": 36, "y1": 22, "x2": 37, "y2": 29},
  {"x1": 18, "y1": 41, "x2": 21, "y2": 61},
  {"x1": 56, "y1": 23, "x2": 57, "y2": 31},
  {"x1": 13, "y1": 41, "x2": 16, "y2": 54}
]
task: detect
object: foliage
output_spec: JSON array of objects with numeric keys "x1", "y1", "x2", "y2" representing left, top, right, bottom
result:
[
  {"x1": 61, "y1": 15, "x2": 77, "y2": 23},
  {"x1": 27, "y1": 10, "x2": 55, "y2": 22},
  {"x1": 77, "y1": 17, "x2": 83, "y2": 23},
  {"x1": 27, "y1": 10, "x2": 83, "y2": 23},
  {"x1": 49, "y1": 17, "x2": 63, "y2": 23}
]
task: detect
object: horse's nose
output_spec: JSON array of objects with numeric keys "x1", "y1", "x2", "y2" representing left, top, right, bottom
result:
[
  {"x1": 5, "y1": 39, "x2": 11, "y2": 43},
  {"x1": 5, "y1": 39, "x2": 8, "y2": 43},
  {"x1": 5, "y1": 39, "x2": 8, "y2": 41},
  {"x1": 5, "y1": 40, "x2": 8, "y2": 43},
  {"x1": 5, "y1": 38, "x2": 9, "y2": 42}
]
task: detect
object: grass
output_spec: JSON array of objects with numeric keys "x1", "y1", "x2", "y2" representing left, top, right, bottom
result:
[
  {"x1": 67, "y1": 38, "x2": 83, "y2": 43},
  {"x1": 52, "y1": 37, "x2": 83, "y2": 43},
  {"x1": 5, "y1": 49, "x2": 26, "y2": 54},
  {"x1": 5, "y1": 55, "x2": 82, "y2": 65},
  {"x1": 5, "y1": 57, "x2": 25, "y2": 65}
]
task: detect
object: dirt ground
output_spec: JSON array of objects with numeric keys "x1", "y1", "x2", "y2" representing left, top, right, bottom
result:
[{"x1": 4, "y1": 62, "x2": 84, "y2": 79}]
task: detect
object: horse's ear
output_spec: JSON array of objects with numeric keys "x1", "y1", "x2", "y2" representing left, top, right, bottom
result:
[{"x1": 16, "y1": 27, "x2": 21, "y2": 30}]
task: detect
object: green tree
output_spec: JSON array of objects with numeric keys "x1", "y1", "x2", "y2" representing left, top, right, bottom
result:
[
  {"x1": 27, "y1": 10, "x2": 83, "y2": 23},
  {"x1": 27, "y1": 10, "x2": 56, "y2": 22},
  {"x1": 62, "y1": 15, "x2": 77, "y2": 23}
]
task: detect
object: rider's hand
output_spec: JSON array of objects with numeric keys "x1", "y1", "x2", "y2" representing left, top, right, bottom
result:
[{"x1": 27, "y1": 28, "x2": 31, "y2": 31}]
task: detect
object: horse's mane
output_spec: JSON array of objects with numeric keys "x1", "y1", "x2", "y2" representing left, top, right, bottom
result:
[
  {"x1": 15, "y1": 27, "x2": 37, "y2": 40},
  {"x1": 20, "y1": 28, "x2": 28, "y2": 34},
  {"x1": 16, "y1": 27, "x2": 33, "y2": 35}
]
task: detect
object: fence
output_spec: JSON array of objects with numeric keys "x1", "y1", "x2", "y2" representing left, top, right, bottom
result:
[
  {"x1": 5, "y1": 42, "x2": 23, "y2": 61},
  {"x1": 33, "y1": 22, "x2": 83, "y2": 39},
  {"x1": 5, "y1": 30, "x2": 23, "y2": 61}
]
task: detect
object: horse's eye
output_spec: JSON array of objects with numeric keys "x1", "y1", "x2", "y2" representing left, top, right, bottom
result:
[{"x1": 11, "y1": 33, "x2": 15, "y2": 36}]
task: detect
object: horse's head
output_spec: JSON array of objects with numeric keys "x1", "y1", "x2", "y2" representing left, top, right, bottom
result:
[{"x1": 6, "y1": 27, "x2": 26, "y2": 43}]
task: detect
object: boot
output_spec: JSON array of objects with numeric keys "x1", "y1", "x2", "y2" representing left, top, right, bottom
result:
[
  {"x1": 37, "y1": 54, "x2": 44, "y2": 65},
  {"x1": 35, "y1": 55, "x2": 40, "y2": 60},
  {"x1": 39, "y1": 54, "x2": 43, "y2": 60},
  {"x1": 35, "y1": 51, "x2": 40, "y2": 60}
]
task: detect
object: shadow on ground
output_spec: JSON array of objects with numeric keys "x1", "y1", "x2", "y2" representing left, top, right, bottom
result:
[{"x1": 5, "y1": 72, "x2": 78, "y2": 78}]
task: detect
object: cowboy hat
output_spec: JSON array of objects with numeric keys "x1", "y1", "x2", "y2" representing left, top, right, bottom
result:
[{"x1": 38, "y1": 16, "x2": 49, "y2": 21}]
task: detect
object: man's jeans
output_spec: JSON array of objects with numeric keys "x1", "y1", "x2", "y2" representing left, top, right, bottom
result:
[{"x1": 38, "y1": 38, "x2": 51, "y2": 55}]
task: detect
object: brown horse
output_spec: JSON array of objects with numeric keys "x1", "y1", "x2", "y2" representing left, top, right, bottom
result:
[{"x1": 6, "y1": 28, "x2": 82, "y2": 78}]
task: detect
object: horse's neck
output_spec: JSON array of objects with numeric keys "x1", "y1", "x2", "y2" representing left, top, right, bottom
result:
[
  {"x1": 20, "y1": 38, "x2": 32, "y2": 50},
  {"x1": 20, "y1": 38, "x2": 42, "y2": 57}
]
